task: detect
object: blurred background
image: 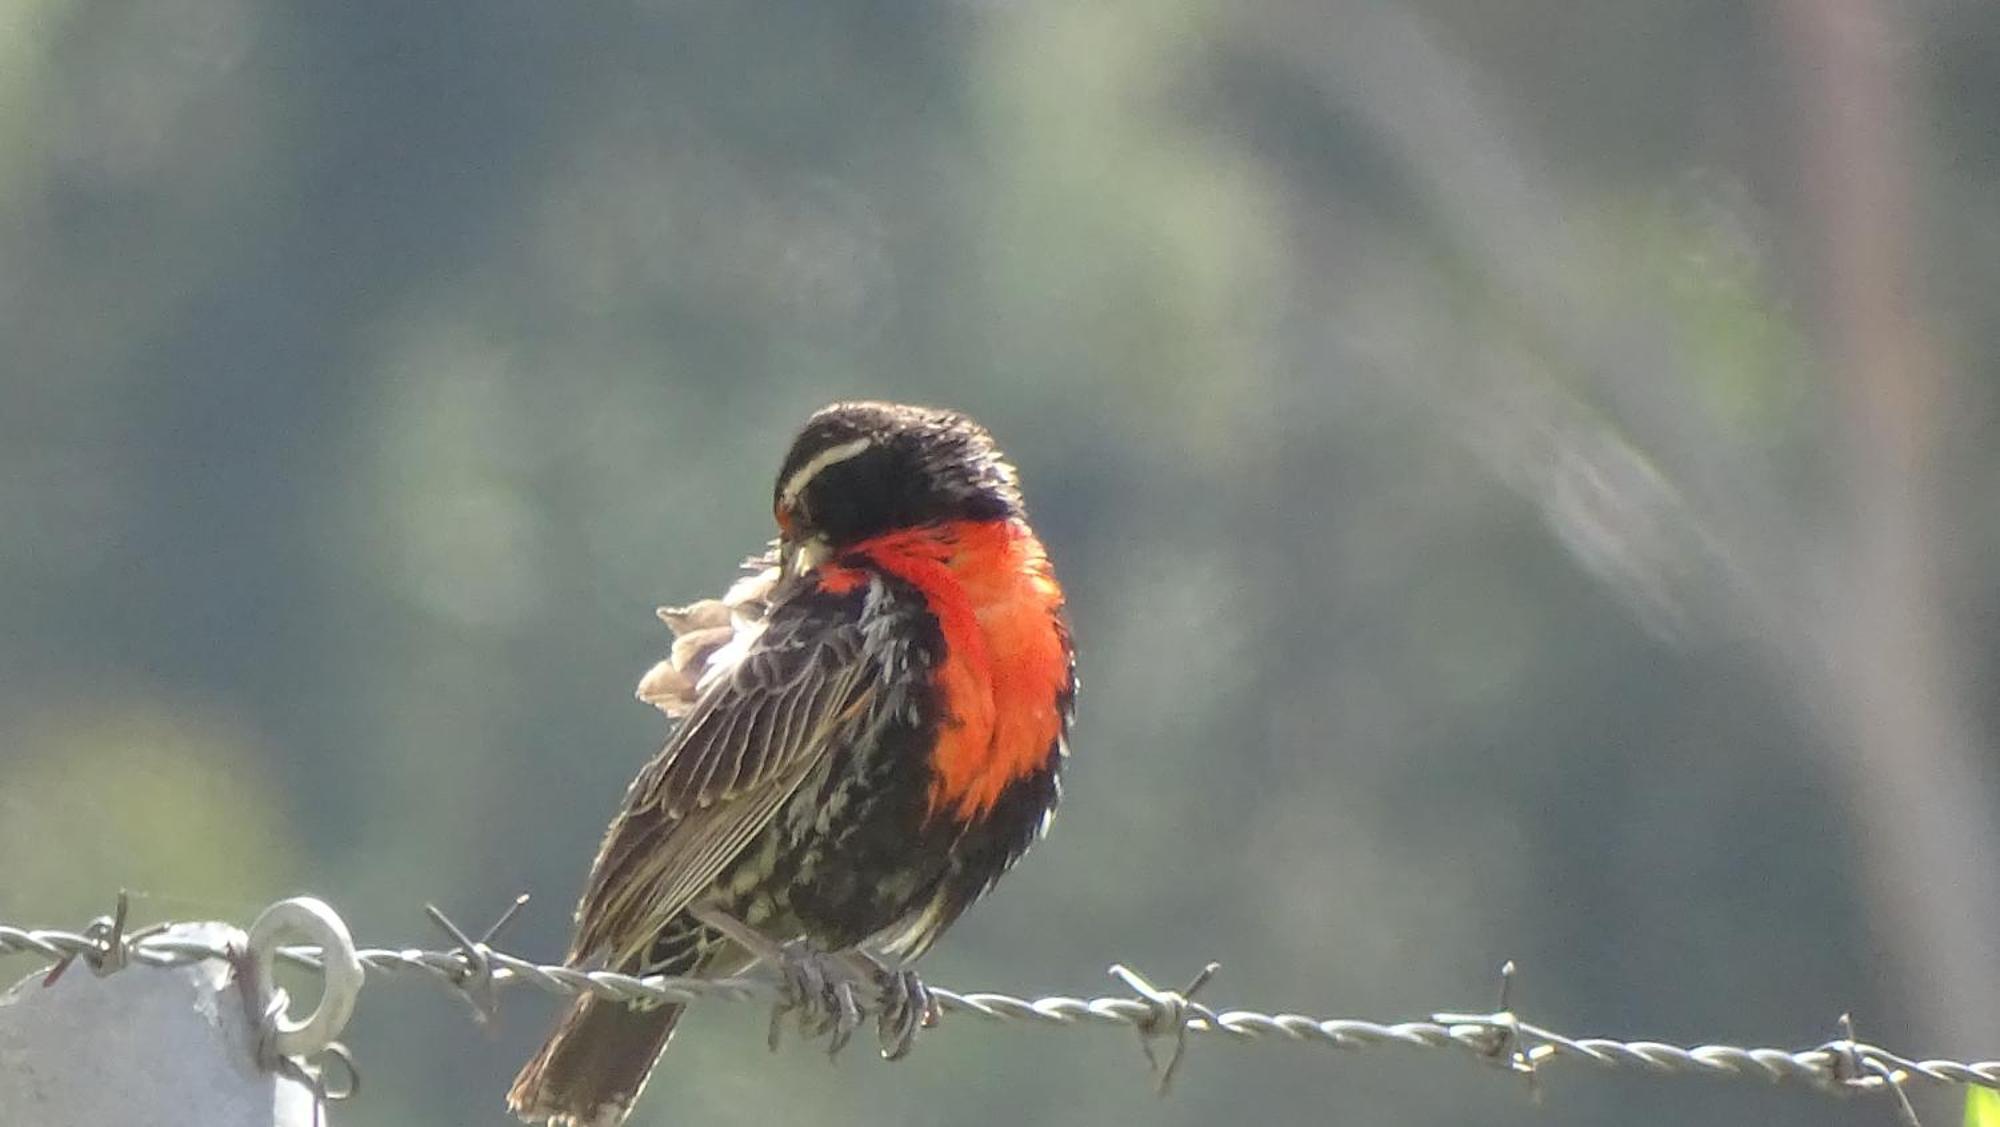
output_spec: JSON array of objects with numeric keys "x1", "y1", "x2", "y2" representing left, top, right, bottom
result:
[{"x1": 5, "y1": 1, "x2": 1999, "y2": 1124}]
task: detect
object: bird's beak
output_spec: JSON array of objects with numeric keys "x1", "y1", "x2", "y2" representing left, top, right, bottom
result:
[{"x1": 781, "y1": 536, "x2": 832, "y2": 580}]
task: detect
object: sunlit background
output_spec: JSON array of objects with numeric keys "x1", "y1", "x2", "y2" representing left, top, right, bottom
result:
[{"x1": 5, "y1": 2, "x2": 2000, "y2": 1124}]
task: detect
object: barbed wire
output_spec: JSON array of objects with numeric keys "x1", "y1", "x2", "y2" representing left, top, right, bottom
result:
[{"x1": 4, "y1": 896, "x2": 1997, "y2": 1125}]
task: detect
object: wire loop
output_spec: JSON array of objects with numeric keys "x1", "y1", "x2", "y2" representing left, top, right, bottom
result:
[{"x1": 245, "y1": 897, "x2": 365, "y2": 1061}]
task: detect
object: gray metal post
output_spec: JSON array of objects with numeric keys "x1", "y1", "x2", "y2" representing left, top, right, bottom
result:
[{"x1": 0, "y1": 921, "x2": 327, "y2": 1127}]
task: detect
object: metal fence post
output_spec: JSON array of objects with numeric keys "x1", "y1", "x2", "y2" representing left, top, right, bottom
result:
[{"x1": 0, "y1": 921, "x2": 327, "y2": 1127}]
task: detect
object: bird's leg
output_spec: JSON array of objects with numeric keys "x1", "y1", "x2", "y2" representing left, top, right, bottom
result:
[
  {"x1": 835, "y1": 949, "x2": 939, "y2": 1061},
  {"x1": 688, "y1": 904, "x2": 865, "y2": 1056}
]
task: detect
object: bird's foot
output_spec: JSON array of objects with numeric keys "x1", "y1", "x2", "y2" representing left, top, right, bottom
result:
[
  {"x1": 759, "y1": 941, "x2": 937, "y2": 1060},
  {"x1": 837, "y1": 949, "x2": 939, "y2": 1061},
  {"x1": 684, "y1": 905, "x2": 933, "y2": 1060},
  {"x1": 688, "y1": 904, "x2": 863, "y2": 1056},
  {"x1": 770, "y1": 938, "x2": 865, "y2": 1057}
]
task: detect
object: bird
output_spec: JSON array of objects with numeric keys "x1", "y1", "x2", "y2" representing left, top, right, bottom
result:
[{"x1": 507, "y1": 401, "x2": 1077, "y2": 1127}]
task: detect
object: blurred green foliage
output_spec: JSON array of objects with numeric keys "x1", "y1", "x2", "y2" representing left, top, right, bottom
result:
[{"x1": 3, "y1": 3, "x2": 1998, "y2": 1126}]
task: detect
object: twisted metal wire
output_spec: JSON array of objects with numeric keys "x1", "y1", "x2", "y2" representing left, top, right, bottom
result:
[{"x1": 5, "y1": 909, "x2": 1998, "y2": 1117}]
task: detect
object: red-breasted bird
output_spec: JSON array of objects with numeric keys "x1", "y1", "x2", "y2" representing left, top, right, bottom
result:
[{"x1": 508, "y1": 402, "x2": 1076, "y2": 1127}]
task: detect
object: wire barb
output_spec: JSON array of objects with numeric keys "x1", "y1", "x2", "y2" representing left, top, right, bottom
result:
[
  {"x1": 1433, "y1": 959, "x2": 1540, "y2": 1105},
  {"x1": 39, "y1": 890, "x2": 168, "y2": 987},
  {"x1": 1111, "y1": 962, "x2": 1221, "y2": 1094},
  {"x1": 4, "y1": 897, "x2": 1999, "y2": 1119},
  {"x1": 424, "y1": 894, "x2": 530, "y2": 1025},
  {"x1": 1822, "y1": 1013, "x2": 1922, "y2": 1127}
]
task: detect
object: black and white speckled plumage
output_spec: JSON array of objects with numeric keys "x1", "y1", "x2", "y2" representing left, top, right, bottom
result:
[{"x1": 509, "y1": 403, "x2": 1074, "y2": 1127}]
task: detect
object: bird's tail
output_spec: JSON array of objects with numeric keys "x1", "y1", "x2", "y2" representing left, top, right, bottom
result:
[{"x1": 507, "y1": 993, "x2": 685, "y2": 1127}]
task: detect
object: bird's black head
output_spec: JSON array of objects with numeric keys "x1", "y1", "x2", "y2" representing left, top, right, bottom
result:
[{"x1": 773, "y1": 401, "x2": 1023, "y2": 551}]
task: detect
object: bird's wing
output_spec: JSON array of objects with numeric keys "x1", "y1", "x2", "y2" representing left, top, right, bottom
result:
[{"x1": 570, "y1": 587, "x2": 880, "y2": 968}]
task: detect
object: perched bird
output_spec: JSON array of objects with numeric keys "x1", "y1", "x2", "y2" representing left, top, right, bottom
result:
[{"x1": 508, "y1": 402, "x2": 1077, "y2": 1127}]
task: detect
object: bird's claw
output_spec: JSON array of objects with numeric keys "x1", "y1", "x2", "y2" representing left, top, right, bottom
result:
[
  {"x1": 875, "y1": 966, "x2": 938, "y2": 1061},
  {"x1": 825, "y1": 980, "x2": 862, "y2": 1057},
  {"x1": 761, "y1": 940, "x2": 935, "y2": 1061},
  {"x1": 834, "y1": 949, "x2": 936, "y2": 1060},
  {"x1": 767, "y1": 938, "x2": 865, "y2": 1058}
]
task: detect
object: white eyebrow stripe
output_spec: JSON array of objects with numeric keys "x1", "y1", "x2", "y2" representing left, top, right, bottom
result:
[{"x1": 778, "y1": 436, "x2": 875, "y2": 505}]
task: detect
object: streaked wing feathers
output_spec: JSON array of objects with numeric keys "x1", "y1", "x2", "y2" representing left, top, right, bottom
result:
[{"x1": 570, "y1": 595, "x2": 877, "y2": 966}]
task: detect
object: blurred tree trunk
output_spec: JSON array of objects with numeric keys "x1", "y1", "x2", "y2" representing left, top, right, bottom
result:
[
  {"x1": 1250, "y1": 0, "x2": 2000, "y2": 1055},
  {"x1": 1777, "y1": 0, "x2": 2000, "y2": 1053}
]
